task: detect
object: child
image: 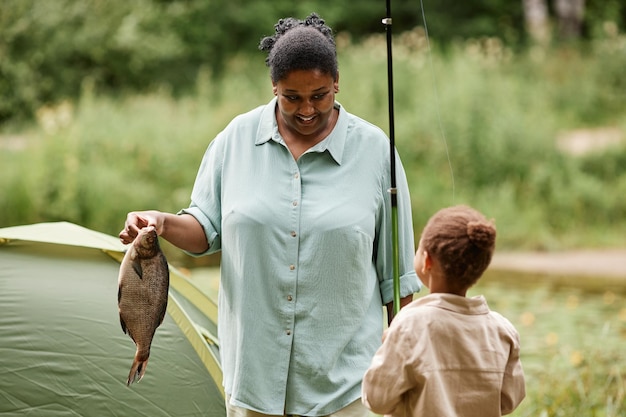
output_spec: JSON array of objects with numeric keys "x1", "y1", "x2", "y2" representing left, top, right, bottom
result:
[{"x1": 361, "y1": 205, "x2": 525, "y2": 417}]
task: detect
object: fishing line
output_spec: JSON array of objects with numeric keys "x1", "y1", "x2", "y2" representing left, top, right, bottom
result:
[{"x1": 419, "y1": 0, "x2": 456, "y2": 203}]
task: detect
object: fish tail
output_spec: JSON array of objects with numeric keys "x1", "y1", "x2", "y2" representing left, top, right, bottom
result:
[{"x1": 126, "y1": 350, "x2": 150, "y2": 386}]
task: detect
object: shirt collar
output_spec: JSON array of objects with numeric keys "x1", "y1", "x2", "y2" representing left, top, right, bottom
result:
[
  {"x1": 413, "y1": 293, "x2": 491, "y2": 315},
  {"x1": 255, "y1": 97, "x2": 347, "y2": 165}
]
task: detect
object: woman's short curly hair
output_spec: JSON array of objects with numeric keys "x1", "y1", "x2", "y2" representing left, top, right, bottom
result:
[
  {"x1": 259, "y1": 13, "x2": 338, "y2": 82},
  {"x1": 421, "y1": 205, "x2": 496, "y2": 290}
]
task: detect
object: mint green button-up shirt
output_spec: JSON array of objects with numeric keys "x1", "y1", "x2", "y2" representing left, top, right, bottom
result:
[{"x1": 181, "y1": 98, "x2": 421, "y2": 416}]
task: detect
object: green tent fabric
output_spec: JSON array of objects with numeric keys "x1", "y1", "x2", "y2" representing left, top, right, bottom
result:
[{"x1": 0, "y1": 222, "x2": 225, "y2": 417}]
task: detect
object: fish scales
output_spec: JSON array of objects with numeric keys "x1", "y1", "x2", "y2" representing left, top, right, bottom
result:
[{"x1": 117, "y1": 226, "x2": 169, "y2": 386}]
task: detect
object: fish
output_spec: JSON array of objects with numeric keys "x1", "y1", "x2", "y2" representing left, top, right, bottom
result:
[{"x1": 117, "y1": 226, "x2": 169, "y2": 386}]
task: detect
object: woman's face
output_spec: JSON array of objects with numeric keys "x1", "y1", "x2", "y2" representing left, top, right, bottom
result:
[{"x1": 273, "y1": 69, "x2": 339, "y2": 141}]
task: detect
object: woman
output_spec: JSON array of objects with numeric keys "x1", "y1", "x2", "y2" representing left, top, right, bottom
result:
[{"x1": 120, "y1": 13, "x2": 420, "y2": 417}]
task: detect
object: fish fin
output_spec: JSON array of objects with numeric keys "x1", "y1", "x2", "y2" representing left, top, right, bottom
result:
[
  {"x1": 154, "y1": 256, "x2": 169, "y2": 328},
  {"x1": 159, "y1": 253, "x2": 169, "y2": 275},
  {"x1": 132, "y1": 258, "x2": 143, "y2": 279},
  {"x1": 126, "y1": 356, "x2": 149, "y2": 386},
  {"x1": 120, "y1": 316, "x2": 128, "y2": 334},
  {"x1": 155, "y1": 300, "x2": 168, "y2": 328},
  {"x1": 119, "y1": 315, "x2": 137, "y2": 343},
  {"x1": 118, "y1": 284, "x2": 129, "y2": 334}
]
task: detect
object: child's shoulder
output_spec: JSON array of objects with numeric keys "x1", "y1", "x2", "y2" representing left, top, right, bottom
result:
[
  {"x1": 488, "y1": 309, "x2": 522, "y2": 339},
  {"x1": 393, "y1": 297, "x2": 452, "y2": 329}
]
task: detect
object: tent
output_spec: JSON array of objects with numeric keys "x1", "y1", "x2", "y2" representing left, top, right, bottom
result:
[{"x1": 0, "y1": 222, "x2": 225, "y2": 417}]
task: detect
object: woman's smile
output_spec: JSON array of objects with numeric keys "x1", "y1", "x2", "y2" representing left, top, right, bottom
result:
[{"x1": 296, "y1": 113, "x2": 317, "y2": 126}]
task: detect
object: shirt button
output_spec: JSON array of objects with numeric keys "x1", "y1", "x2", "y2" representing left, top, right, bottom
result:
[
  {"x1": 294, "y1": 173, "x2": 300, "y2": 179},
  {"x1": 292, "y1": 201, "x2": 298, "y2": 207},
  {"x1": 289, "y1": 265, "x2": 295, "y2": 271},
  {"x1": 290, "y1": 231, "x2": 297, "y2": 237},
  {"x1": 286, "y1": 330, "x2": 292, "y2": 336},
  {"x1": 287, "y1": 295, "x2": 293, "y2": 301}
]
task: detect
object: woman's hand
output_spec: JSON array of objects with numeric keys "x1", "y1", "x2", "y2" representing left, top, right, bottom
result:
[
  {"x1": 119, "y1": 211, "x2": 209, "y2": 253},
  {"x1": 119, "y1": 210, "x2": 164, "y2": 244}
]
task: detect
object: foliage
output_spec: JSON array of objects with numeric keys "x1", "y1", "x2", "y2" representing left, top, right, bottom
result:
[
  {"x1": 0, "y1": 0, "x2": 184, "y2": 123},
  {"x1": 471, "y1": 273, "x2": 626, "y2": 417},
  {"x1": 338, "y1": 32, "x2": 626, "y2": 249},
  {"x1": 1, "y1": 34, "x2": 625, "y2": 255},
  {"x1": 1, "y1": 0, "x2": 624, "y2": 124}
]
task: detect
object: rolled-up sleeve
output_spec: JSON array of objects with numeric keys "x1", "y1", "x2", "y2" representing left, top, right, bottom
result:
[
  {"x1": 376, "y1": 149, "x2": 421, "y2": 304},
  {"x1": 178, "y1": 135, "x2": 225, "y2": 256}
]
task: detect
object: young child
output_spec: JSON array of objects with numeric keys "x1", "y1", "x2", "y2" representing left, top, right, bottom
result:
[{"x1": 361, "y1": 205, "x2": 525, "y2": 417}]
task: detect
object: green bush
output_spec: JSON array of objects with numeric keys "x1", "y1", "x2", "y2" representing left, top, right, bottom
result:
[{"x1": 0, "y1": 0, "x2": 184, "y2": 122}]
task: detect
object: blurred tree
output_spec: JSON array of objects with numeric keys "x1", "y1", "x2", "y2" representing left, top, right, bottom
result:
[
  {"x1": 0, "y1": 0, "x2": 185, "y2": 123},
  {"x1": 416, "y1": 0, "x2": 525, "y2": 45},
  {"x1": 0, "y1": 0, "x2": 623, "y2": 125},
  {"x1": 523, "y1": 0, "x2": 551, "y2": 45},
  {"x1": 554, "y1": 0, "x2": 586, "y2": 40}
]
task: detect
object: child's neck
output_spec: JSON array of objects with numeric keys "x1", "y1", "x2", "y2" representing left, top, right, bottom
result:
[
  {"x1": 427, "y1": 273, "x2": 467, "y2": 297},
  {"x1": 423, "y1": 258, "x2": 468, "y2": 297},
  {"x1": 430, "y1": 287, "x2": 467, "y2": 297}
]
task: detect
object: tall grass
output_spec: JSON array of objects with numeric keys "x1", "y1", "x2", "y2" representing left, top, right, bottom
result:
[
  {"x1": 472, "y1": 273, "x2": 626, "y2": 417},
  {"x1": 1, "y1": 33, "x2": 625, "y2": 254}
]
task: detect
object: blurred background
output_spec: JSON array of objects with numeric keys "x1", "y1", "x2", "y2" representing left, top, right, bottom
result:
[
  {"x1": 1, "y1": 0, "x2": 625, "y2": 255},
  {"x1": 1, "y1": 1, "x2": 626, "y2": 416}
]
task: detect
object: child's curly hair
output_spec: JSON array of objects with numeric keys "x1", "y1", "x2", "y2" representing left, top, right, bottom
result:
[
  {"x1": 421, "y1": 205, "x2": 496, "y2": 290},
  {"x1": 259, "y1": 13, "x2": 338, "y2": 83}
]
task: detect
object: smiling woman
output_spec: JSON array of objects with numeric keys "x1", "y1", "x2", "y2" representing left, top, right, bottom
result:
[
  {"x1": 272, "y1": 69, "x2": 339, "y2": 159},
  {"x1": 260, "y1": 18, "x2": 340, "y2": 160},
  {"x1": 119, "y1": 12, "x2": 421, "y2": 417}
]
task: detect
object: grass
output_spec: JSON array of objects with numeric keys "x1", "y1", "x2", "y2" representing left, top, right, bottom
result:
[
  {"x1": 472, "y1": 272, "x2": 626, "y2": 416},
  {"x1": 1, "y1": 33, "x2": 625, "y2": 255},
  {"x1": 187, "y1": 267, "x2": 626, "y2": 417}
]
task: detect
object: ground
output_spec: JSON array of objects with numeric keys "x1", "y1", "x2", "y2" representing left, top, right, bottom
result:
[{"x1": 490, "y1": 249, "x2": 626, "y2": 279}]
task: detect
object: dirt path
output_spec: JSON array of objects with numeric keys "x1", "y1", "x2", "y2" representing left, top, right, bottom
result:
[{"x1": 490, "y1": 249, "x2": 626, "y2": 279}]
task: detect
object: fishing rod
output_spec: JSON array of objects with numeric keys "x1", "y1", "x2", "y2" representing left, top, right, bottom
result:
[
  {"x1": 383, "y1": 0, "x2": 455, "y2": 317},
  {"x1": 382, "y1": 0, "x2": 401, "y2": 316}
]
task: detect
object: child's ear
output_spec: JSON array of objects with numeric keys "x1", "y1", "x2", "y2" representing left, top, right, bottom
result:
[{"x1": 423, "y1": 251, "x2": 432, "y2": 272}]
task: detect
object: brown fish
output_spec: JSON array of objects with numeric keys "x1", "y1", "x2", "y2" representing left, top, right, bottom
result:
[{"x1": 117, "y1": 226, "x2": 169, "y2": 385}]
